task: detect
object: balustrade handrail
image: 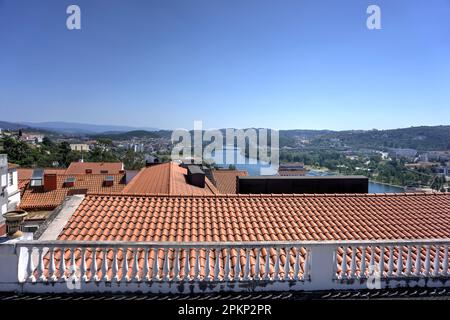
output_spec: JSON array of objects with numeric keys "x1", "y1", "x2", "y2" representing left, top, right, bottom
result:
[{"x1": 14, "y1": 238, "x2": 450, "y2": 249}]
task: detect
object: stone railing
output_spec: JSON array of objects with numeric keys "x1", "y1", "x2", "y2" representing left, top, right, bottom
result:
[{"x1": 0, "y1": 239, "x2": 449, "y2": 293}]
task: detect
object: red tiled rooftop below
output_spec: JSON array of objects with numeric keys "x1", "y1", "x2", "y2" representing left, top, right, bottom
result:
[
  {"x1": 65, "y1": 162, "x2": 123, "y2": 174},
  {"x1": 19, "y1": 173, "x2": 126, "y2": 211},
  {"x1": 58, "y1": 192, "x2": 450, "y2": 242},
  {"x1": 211, "y1": 169, "x2": 248, "y2": 194},
  {"x1": 122, "y1": 162, "x2": 218, "y2": 195}
]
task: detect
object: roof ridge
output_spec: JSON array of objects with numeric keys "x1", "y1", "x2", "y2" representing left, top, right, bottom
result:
[
  {"x1": 122, "y1": 167, "x2": 146, "y2": 193},
  {"x1": 85, "y1": 191, "x2": 450, "y2": 199},
  {"x1": 168, "y1": 162, "x2": 174, "y2": 195}
]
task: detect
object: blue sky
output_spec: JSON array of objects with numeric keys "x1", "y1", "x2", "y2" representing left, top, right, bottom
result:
[{"x1": 0, "y1": 0, "x2": 449, "y2": 130}]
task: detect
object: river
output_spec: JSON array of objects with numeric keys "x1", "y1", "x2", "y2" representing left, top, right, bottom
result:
[{"x1": 212, "y1": 147, "x2": 404, "y2": 193}]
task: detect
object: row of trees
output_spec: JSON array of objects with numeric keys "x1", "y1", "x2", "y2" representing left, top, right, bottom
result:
[
  {"x1": 280, "y1": 149, "x2": 447, "y2": 190},
  {"x1": 1, "y1": 136, "x2": 147, "y2": 170}
]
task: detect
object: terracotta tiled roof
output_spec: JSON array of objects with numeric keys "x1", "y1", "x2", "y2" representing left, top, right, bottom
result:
[
  {"x1": 17, "y1": 168, "x2": 67, "y2": 195},
  {"x1": 65, "y1": 162, "x2": 124, "y2": 175},
  {"x1": 122, "y1": 162, "x2": 218, "y2": 195},
  {"x1": 19, "y1": 174, "x2": 126, "y2": 211},
  {"x1": 59, "y1": 192, "x2": 450, "y2": 242},
  {"x1": 46, "y1": 193, "x2": 450, "y2": 282},
  {"x1": 211, "y1": 169, "x2": 248, "y2": 194}
]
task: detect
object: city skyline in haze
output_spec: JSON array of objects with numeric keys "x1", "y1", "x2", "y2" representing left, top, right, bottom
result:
[{"x1": 1, "y1": 0, "x2": 449, "y2": 130}]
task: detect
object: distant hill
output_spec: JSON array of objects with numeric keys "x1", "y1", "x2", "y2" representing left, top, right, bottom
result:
[
  {"x1": 92, "y1": 130, "x2": 172, "y2": 140},
  {"x1": 0, "y1": 121, "x2": 29, "y2": 130},
  {"x1": 280, "y1": 126, "x2": 450, "y2": 151},
  {"x1": 20, "y1": 121, "x2": 159, "y2": 134}
]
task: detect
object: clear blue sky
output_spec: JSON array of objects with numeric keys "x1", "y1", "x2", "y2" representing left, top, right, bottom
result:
[{"x1": 0, "y1": 0, "x2": 449, "y2": 130}]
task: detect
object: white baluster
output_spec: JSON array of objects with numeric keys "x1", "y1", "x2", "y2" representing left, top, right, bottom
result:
[
  {"x1": 224, "y1": 249, "x2": 231, "y2": 281},
  {"x1": 341, "y1": 247, "x2": 347, "y2": 279},
  {"x1": 60, "y1": 247, "x2": 66, "y2": 280},
  {"x1": 293, "y1": 248, "x2": 300, "y2": 280},
  {"x1": 38, "y1": 247, "x2": 46, "y2": 281},
  {"x1": 112, "y1": 249, "x2": 119, "y2": 281},
  {"x1": 81, "y1": 248, "x2": 88, "y2": 282},
  {"x1": 133, "y1": 249, "x2": 140, "y2": 282},
  {"x1": 205, "y1": 249, "x2": 211, "y2": 281},
  {"x1": 405, "y1": 246, "x2": 412, "y2": 276},
  {"x1": 378, "y1": 246, "x2": 384, "y2": 277},
  {"x1": 264, "y1": 248, "x2": 270, "y2": 280},
  {"x1": 442, "y1": 245, "x2": 449, "y2": 276},
  {"x1": 125, "y1": 249, "x2": 132, "y2": 281},
  {"x1": 349, "y1": 247, "x2": 356, "y2": 278},
  {"x1": 396, "y1": 246, "x2": 403, "y2": 277},
  {"x1": 92, "y1": 248, "x2": 99, "y2": 281},
  {"x1": 273, "y1": 248, "x2": 280, "y2": 280},
  {"x1": 194, "y1": 248, "x2": 200, "y2": 280},
  {"x1": 49, "y1": 248, "x2": 57, "y2": 281},
  {"x1": 424, "y1": 245, "x2": 431, "y2": 275},
  {"x1": 235, "y1": 248, "x2": 241, "y2": 281},
  {"x1": 369, "y1": 246, "x2": 375, "y2": 274},
  {"x1": 284, "y1": 247, "x2": 291, "y2": 280},
  {"x1": 147, "y1": 248, "x2": 154, "y2": 281},
  {"x1": 27, "y1": 247, "x2": 36, "y2": 282},
  {"x1": 120, "y1": 249, "x2": 126, "y2": 282},
  {"x1": 387, "y1": 246, "x2": 394, "y2": 277},
  {"x1": 102, "y1": 249, "x2": 109, "y2": 281},
  {"x1": 243, "y1": 249, "x2": 251, "y2": 280},
  {"x1": 414, "y1": 245, "x2": 422, "y2": 276},
  {"x1": 360, "y1": 246, "x2": 367, "y2": 278},
  {"x1": 184, "y1": 249, "x2": 191, "y2": 281},
  {"x1": 162, "y1": 249, "x2": 169, "y2": 281},
  {"x1": 70, "y1": 247, "x2": 77, "y2": 281},
  {"x1": 433, "y1": 245, "x2": 440, "y2": 277},
  {"x1": 174, "y1": 248, "x2": 180, "y2": 281},
  {"x1": 214, "y1": 248, "x2": 220, "y2": 281},
  {"x1": 255, "y1": 248, "x2": 261, "y2": 280}
]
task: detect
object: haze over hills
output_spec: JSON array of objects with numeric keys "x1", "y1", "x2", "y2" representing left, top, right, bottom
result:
[
  {"x1": 1, "y1": 120, "x2": 449, "y2": 151},
  {"x1": 18, "y1": 121, "x2": 159, "y2": 134}
]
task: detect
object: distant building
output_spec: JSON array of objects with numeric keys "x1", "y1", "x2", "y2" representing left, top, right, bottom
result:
[
  {"x1": 278, "y1": 162, "x2": 307, "y2": 176},
  {"x1": 20, "y1": 133, "x2": 44, "y2": 144},
  {"x1": 387, "y1": 148, "x2": 417, "y2": 161},
  {"x1": 70, "y1": 143, "x2": 90, "y2": 152}
]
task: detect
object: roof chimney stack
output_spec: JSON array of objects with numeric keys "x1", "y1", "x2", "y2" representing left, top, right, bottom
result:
[
  {"x1": 43, "y1": 173, "x2": 57, "y2": 192},
  {"x1": 187, "y1": 165, "x2": 205, "y2": 188}
]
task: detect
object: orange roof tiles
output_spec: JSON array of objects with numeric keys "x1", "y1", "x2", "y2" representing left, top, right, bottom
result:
[
  {"x1": 19, "y1": 174, "x2": 126, "y2": 211},
  {"x1": 45, "y1": 192, "x2": 450, "y2": 282},
  {"x1": 65, "y1": 162, "x2": 124, "y2": 175},
  {"x1": 122, "y1": 162, "x2": 218, "y2": 195},
  {"x1": 211, "y1": 169, "x2": 248, "y2": 194},
  {"x1": 59, "y1": 192, "x2": 450, "y2": 242}
]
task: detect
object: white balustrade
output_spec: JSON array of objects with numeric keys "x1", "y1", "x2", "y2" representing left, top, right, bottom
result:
[{"x1": 6, "y1": 239, "x2": 448, "y2": 293}]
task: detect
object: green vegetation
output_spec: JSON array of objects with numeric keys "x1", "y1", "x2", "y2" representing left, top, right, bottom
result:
[
  {"x1": 280, "y1": 149, "x2": 445, "y2": 189},
  {"x1": 0, "y1": 136, "x2": 145, "y2": 170}
]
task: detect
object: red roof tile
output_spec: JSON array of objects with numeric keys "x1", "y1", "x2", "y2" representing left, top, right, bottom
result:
[
  {"x1": 19, "y1": 174, "x2": 126, "y2": 211},
  {"x1": 122, "y1": 162, "x2": 218, "y2": 195},
  {"x1": 59, "y1": 192, "x2": 450, "y2": 242},
  {"x1": 211, "y1": 169, "x2": 248, "y2": 194},
  {"x1": 46, "y1": 193, "x2": 450, "y2": 281},
  {"x1": 65, "y1": 162, "x2": 124, "y2": 175}
]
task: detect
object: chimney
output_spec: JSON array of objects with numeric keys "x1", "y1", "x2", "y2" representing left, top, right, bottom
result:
[
  {"x1": 44, "y1": 173, "x2": 57, "y2": 192},
  {"x1": 187, "y1": 165, "x2": 205, "y2": 188}
]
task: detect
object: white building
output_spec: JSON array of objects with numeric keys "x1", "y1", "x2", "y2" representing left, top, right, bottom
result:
[
  {"x1": 0, "y1": 154, "x2": 21, "y2": 227},
  {"x1": 70, "y1": 143, "x2": 90, "y2": 152}
]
